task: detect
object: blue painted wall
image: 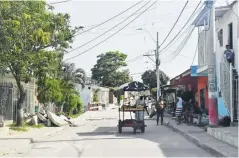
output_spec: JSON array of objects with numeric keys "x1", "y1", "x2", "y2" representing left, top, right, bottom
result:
[{"x1": 217, "y1": 93, "x2": 229, "y2": 119}]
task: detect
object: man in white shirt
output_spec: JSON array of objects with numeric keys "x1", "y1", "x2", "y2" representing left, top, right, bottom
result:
[{"x1": 135, "y1": 96, "x2": 144, "y2": 121}]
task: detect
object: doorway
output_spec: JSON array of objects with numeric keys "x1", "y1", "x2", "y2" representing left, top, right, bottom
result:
[
  {"x1": 200, "y1": 89, "x2": 206, "y2": 110},
  {"x1": 228, "y1": 23, "x2": 233, "y2": 49}
]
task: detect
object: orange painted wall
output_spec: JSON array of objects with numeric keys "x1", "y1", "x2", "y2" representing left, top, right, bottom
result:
[{"x1": 197, "y1": 77, "x2": 209, "y2": 110}]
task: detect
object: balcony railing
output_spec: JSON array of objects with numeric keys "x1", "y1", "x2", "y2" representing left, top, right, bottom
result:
[
  {"x1": 219, "y1": 55, "x2": 230, "y2": 115},
  {"x1": 219, "y1": 53, "x2": 238, "y2": 121}
]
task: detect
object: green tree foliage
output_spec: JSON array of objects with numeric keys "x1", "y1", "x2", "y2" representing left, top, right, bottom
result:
[
  {"x1": 0, "y1": 1, "x2": 80, "y2": 125},
  {"x1": 91, "y1": 51, "x2": 132, "y2": 87},
  {"x1": 141, "y1": 69, "x2": 169, "y2": 89},
  {"x1": 37, "y1": 78, "x2": 63, "y2": 106},
  {"x1": 61, "y1": 62, "x2": 86, "y2": 88},
  {"x1": 93, "y1": 89, "x2": 100, "y2": 102}
]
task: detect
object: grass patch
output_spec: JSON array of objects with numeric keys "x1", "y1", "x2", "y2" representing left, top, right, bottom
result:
[
  {"x1": 7, "y1": 123, "x2": 29, "y2": 132},
  {"x1": 30, "y1": 124, "x2": 45, "y2": 128},
  {"x1": 7, "y1": 123, "x2": 45, "y2": 132}
]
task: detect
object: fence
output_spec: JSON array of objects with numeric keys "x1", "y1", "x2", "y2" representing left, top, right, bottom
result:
[
  {"x1": 219, "y1": 54, "x2": 239, "y2": 122},
  {"x1": 219, "y1": 56, "x2": 231, "y2": 115},
  {"x1": 233, "y1": 72, "x2": 238, "y2": 121},
  {"x1": 0, "y1": 81, "x2": 37, "y2": 120},
  {"x1": 0, "y1": 83, "x2": 14, "y2": 120}
]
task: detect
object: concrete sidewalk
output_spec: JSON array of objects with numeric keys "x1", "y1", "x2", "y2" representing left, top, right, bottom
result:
[
  {"x1": 0, "y1": 126, "x2": 69, "y2": 157},
  {"x1": 163, "y1": 116, "x2": 238, "y2": 157},
  {"x1": 0, "y1": 111, "x2": 91, "y2": 157}
]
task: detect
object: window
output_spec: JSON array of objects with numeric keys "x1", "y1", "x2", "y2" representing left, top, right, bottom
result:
[
  {"x1": 228, "y1": 23, "x2": 233, "y2": 49},
  {"x1": 218, "y1": 29, "x2": 223, "y2": 47}
]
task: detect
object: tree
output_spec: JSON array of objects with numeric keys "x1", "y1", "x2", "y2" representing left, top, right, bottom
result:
[
  {"x1": 104, "y1": 69, "x2": 133, "y2": 87},
  {"x1": 60, "y1": 81, "x2": 81, "y2": 114},
  {"x1": 91, "y1": 51, "x2": 131, "y2": 87},
  {"x1": 0, "y1": 1, "x2": 79, "y2": 126},
  {"x1": 61, "y1": 62, "x2": 86, "y2": 89},
  {"x1": 37, "y1": 78, "x2": 63, "y2": 106},
  {"x1": 141, "y1": 69, "x2": 169, "y2": 89},
  {"x1": 55, "y1": 62, "x2": 86, "y2": 115}
]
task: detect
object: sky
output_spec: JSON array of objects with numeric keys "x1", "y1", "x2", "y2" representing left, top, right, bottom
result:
[{"x1": 47, "y1": 0, "x2": 233, "y2": 81}]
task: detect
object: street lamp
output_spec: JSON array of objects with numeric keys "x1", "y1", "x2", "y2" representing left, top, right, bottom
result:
[{"x1": 136, "y1": 28, "x2": 156, "y2": 44}]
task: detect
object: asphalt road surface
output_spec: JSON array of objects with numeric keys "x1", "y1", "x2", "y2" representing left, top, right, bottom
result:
[{"x1": 23, "y1": 110, "x2": 213, "y2": 157}]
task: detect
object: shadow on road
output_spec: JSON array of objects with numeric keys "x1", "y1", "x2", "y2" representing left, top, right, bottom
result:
[{"x1": 74, "y1": 123, "x2": 213, "y2": 157}]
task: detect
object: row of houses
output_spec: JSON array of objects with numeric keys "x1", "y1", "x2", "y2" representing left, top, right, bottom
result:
[
  {"x1": 0, "y1": 75, "x2": 116, "y2": 120},
  {"x1": 170, "y1": 1, "x2": 238, "y2": 123}
]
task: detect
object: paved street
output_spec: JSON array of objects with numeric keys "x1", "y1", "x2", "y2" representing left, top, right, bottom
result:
[{"x1": 21, "y1": 109, "x2": 213, "y2": 157}]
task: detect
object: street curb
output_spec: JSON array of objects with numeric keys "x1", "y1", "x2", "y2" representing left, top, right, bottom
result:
[
  {"x1": 43, "y1": 125, "x2": 69, "y2": 137},
  {"x1": 31, "y1": 125, "x2": 69, "y2": 143},
  {"x1": 164, "y1": 121, "x2": 225, "y2": 157}
]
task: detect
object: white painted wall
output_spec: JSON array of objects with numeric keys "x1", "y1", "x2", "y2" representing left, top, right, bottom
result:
[{"x1": 215, "y1": 3, "x2": 238, "y2": 72}]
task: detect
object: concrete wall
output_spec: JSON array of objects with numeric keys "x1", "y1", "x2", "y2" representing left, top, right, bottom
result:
[
  {"x1": 0, "y1": 74, "x2": 38, "y2": 115},
  {"x1": 79, "y1": 85, "x2": 115, "y2": 110},
  {"x1": 215, "y1": 2, "x2": 238, "y2": 80}
]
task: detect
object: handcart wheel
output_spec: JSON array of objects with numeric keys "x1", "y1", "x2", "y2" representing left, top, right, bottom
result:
[
  {"x1": 133, "y1": 127, "x2": 137, "y2": 134},
  {"x1": 118, "y1": 120, "x2": 122, "y2": 133}
]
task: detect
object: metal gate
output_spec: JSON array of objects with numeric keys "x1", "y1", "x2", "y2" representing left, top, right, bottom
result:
[
  {"x1": 0, "y1": 83, "x2": 14, "y2": 120},
  {"x1": 233, "y1": 73, "x2": 238, "y2": 121}
]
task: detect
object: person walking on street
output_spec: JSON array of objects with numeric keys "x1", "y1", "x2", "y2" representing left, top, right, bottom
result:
[
  {"x1": 175, "y1": 93, "x2": 183, "y2": 125},
  {"x1": 156, "y1": 96, "x2": 164, "y2": 126}
]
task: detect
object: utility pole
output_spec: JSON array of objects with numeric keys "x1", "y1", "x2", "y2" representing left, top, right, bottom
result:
[
  {"x1": 206, "y1": 0, "x2": 219, "y2": 126},
  {"x1": 156, "y1": 32, "x2": 161, "y2": 101},
  {"x1": 140, "y1": 30, "x2": 160, "y2": 101}
]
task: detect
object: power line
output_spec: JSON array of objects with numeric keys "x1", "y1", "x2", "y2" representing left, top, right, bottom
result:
[
  {"x1": 126, "y1": 49, "x2": 153, "y2": 63},
  {"x1": 191, "y1": 42, "x2": 198, "y2": 66},
  {"x1": 127, "y1": 55, "x2": 144, "y2": 63},
  {"x1": 191, "y1": 29, "x2": 199, "y2": 66},
  {"x1": 226, "y1": 0, "x2": 239, "y2": 18},
  {"x1": 165, "y1": 26, "x2": 195, "y2": 63},
  {"x1": 67, "y1": 1, "x2": 151, "y2": 54},
  {"x1": 74, "y1": 0, "x2": 143, "y2": 36},
  {"x1": 158, "y1": 0, "x2": 189, "y2": 48},
  {"x1": 83, "y1": 7, "x2": 159, "y2": 29},
  {"x1": 159, "y1": 0, "x2": 203, "y2": 54},
  {"x1": 64, "y1": 1, "x2": 157, "y2": 62},
  {"x1": 48, "y1": 0, "x2": 71, "y2": 5}
]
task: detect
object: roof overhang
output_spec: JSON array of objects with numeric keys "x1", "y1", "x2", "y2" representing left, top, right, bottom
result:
[{"x1": 192, "y1": 4, "x2": 231, "y2": 27}]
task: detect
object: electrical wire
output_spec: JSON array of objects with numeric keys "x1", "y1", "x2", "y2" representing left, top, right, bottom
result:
[
  {"x1": 74, "y1": 0, "x2": 143, "y2": 36},
  {"x1": 163, "y1": 1, "x2": 213, "y2": 63},
  {"x1": 225, "y1": 0, "x2": 239, "y2": 19},
  {"x1": 82, "y1": 7, "x2": 157, "y2": 29},
  {"x1": 48, "y1": 0, "x2": 71, "y2": 5},
  {"x1": 159, "y1": 0, "x2": 203, "y2": 53},
  {"x1": 191, "y1": 40, "x2": 198, "y2": 66},
  {"x1": 67, "y1": 1, "x2": 151, "y2": 54},
  {"x1": 158, "y1": 0, "x2": 189, "y2": 48},
  {"x1": 127, "y1": 55, "x2": 144, "y2": 63},
  {"x1": 64, "y1": 1, "x2": 157, "y2": 62},
  {"x1": 167, "y1": 27, "x2": 195, "y2": 62},
  {"x1": 159, "y1": 24, "x2": 195, "y2": 55},
  {"x1": 126, "y1": 49, "x2": 154, "y2": 63},
  {"x1": 163, "y1": 25, "x2": 196, "y2": 63}
]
